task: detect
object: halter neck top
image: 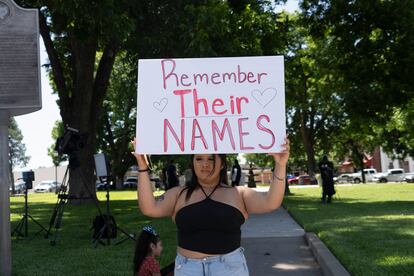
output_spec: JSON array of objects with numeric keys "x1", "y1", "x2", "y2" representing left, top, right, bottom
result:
[{"x1": 175, "y1": 185, "x2": 245, "y2": 254}]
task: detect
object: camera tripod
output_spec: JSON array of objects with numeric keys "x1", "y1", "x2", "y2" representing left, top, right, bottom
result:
[
  {"x1": 12, "y1": 185, "x2": 48, "y2": 239},
  {"x1": 92, "y1": 176, "x2": 136, "y2": 247},
  {"x1": 46, "y1": 165, "x2": 71, "y2": 245},
  {"x1": 46, "y1": 160, "x2": 106, "y2": 246},
  {"x1": 46, "y1": 158, "x2": 135, "y2": 247}
]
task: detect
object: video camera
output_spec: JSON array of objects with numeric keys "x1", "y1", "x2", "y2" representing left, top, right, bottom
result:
[{"x1": 55, "y1": 126, "x2": 87, "y2": 156}]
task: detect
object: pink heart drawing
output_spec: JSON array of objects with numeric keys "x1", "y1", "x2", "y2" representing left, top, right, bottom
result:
[
  {"x1": 251, "y1": 88, "x2": 277, "y2": 108},
  {"x1": 153, "y1": 98, "x2": 168, "y2": 112}
]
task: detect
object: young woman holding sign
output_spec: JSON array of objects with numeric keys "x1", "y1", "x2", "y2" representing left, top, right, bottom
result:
[{"x1": 131, "y1": 137, "x2": 289, "y2": 276}]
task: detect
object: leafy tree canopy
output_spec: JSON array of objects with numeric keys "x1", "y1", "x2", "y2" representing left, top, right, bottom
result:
[
  {"x1": 96, "y1": 0, "x2": 289, "y2": 185},
  {"x1": 8, "y1": 118, "x2": 30, "y2": 170},
  {"x1": 300, "y1": 0, "x2": 414, "y2": 158},
  {"x1": 47, "y1": 120, "x2": 67, "y2": 167},
  {"x1": 8, "y1": 118, "x2": 30, "y2": 192}
]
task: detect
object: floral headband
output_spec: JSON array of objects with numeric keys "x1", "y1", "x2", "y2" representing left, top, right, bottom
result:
[{"x1": 142, "y1": 226, "x2": 158, "y2": 237}]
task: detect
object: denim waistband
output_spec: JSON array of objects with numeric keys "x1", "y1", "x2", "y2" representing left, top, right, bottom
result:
[{"x1": 176, "y1": 247, "x2": 244, "y2": 264}]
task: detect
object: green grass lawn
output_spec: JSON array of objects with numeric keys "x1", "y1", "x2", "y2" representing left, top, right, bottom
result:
[
  {"x1": 10, "y1": 184, "x2": 414, "y2": 275},
  {"x1": 284, "y1": 183, "x2": 414, "y2": 276},
  {"x1": 10, "y1": 191, "x2": 176, "y2": 276}
]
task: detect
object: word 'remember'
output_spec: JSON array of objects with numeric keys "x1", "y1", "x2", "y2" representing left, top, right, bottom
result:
[{"x1": 161, "y1": 59, "x2": 268, "y2": 90}]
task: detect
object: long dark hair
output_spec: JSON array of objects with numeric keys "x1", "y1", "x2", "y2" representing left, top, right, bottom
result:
[
  {"x1": 180, "y1": 154, "x2": 228, "y2": 201},
  {"x1": 133, "y1": 229, "x2": 160, "y2": 274}
]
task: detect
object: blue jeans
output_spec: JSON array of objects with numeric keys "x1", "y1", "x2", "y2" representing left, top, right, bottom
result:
[{"x1": 174, "y1": 247, "x2": 249, "y2": 276}]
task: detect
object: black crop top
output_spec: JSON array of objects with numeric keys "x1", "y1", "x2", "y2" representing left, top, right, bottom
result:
[{"x1": 175, "y1": 185, "x2": 245, "y2": 254}]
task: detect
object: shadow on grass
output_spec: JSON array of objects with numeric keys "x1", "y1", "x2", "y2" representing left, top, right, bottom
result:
[
  {"x1": 284, "y1": 194, "x2": 414, "y2": 275},
  {"x1": 10, "y1": 196, "x2": 177, "y2": 276}
]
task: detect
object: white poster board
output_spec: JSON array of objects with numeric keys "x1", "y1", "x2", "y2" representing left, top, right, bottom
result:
[{"x1": 136, "y1": 56, "x2": 285, "y2": 154}]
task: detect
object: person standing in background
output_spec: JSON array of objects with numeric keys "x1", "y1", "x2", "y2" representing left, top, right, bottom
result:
[
  {"x1": 318, "y1": 155, "x2": 335, "y2": 203},
  {"x1": 231, "y1": 159, "x2": 242, "y2": 187},
  {"x1": 184, "y1": 164, "x2": 193, "y2": 186},
  {"x1": 160, "y1": 163, "x2": 168, "y2": 190},
  {"x1": 166, "y1": 160, "x2": 179, "y2": 190}
]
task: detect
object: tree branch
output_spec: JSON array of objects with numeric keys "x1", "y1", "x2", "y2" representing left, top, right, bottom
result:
[
  {"x1": 91, "y1": 40, "x2": 120, "y2": 121},
  {"x1": 38, "y1": 10, "x2": 70, "y2": 119}
]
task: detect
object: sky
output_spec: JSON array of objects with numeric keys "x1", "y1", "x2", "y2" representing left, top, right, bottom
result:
[
  {"x1": 14, "y1": 1, "x2": 299, "y2": 171},
  {"x1": 275, "y1": 0, "x2": 299, "y2": 13},
  {"x1": 15, "y1": 39, "x2": 60, "y2": 171}
]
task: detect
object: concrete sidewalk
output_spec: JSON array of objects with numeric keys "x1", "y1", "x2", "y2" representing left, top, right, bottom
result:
[
  {"x1": 241, "y1": 208, "x2": 322, "y2": 275},
  {"x1": 240, "y1": 187, "x2": 351, "y2": 276}
]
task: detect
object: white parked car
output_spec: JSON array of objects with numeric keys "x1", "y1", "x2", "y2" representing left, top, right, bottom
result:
[
  {"x1": 350, "y1": 168, "x2": 377, "y2": 183},
  {"x1": 373, "y1": 169, "x2": 405, "y2": 183},
  {"x1": 34, "y1": 180, "x2": 61, "y2": 193}
]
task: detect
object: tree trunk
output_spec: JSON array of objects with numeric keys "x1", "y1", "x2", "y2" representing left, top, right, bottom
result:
[
  {"x1": 68, "y1": 147, "x2": 97, "y2": 204},
  {"x1": 358, "y1": 154, "x2": 366, "y2": 183},
  {"x1": 362, "y1": 168, "x2": 366, "y2": 183},
  {"x1": 300, "y1": 113, "x2": 316, "y2": 175},
  {"x1": 63, "y1": 36, "x2": 98, "y2": 204},
  {"x1": 40, "y1": 33, "x2": 118, "y2": 204},
  {"x1": 27, "y1": 4, "x2": 119, "y2": 205},
  {"x1": 284, "y1": 177, "x2": 291, "y2": 195},
  {"x1": 115, "y1": 176, "x2": 123, "y2": 190},
  {"x1": 350, "y1": 141, "x2": 366, "y2": 183}
]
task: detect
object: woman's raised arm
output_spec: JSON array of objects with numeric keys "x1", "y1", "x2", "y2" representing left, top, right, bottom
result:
[
  {"x1": 131, "y1": 138, "x2": 180, "y2": 218},
  {"x1": 240, "y1": 137, "x2": 290, "y2": 214}
]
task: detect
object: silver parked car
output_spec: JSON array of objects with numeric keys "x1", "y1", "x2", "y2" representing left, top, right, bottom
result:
[
  {"x1": 334, "y1": 174, "x2": 353, "y2": 184},
  {"x1": 403, "y1": 173, "x2": 414, "y2": 183},
  {"x1": 34, "y1": 180, "x2": 61, "y2": 193},
  {"x1": 373, "y1": 169, "x2": 405, "y2": 183}
]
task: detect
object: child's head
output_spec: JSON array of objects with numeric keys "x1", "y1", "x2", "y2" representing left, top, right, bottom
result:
[{"x1": 133, "y1": 226, "x2": 163, "y2": 272}]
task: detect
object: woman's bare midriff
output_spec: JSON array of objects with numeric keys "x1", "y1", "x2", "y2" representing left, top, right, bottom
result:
[{"x1": 177, "y1": 246, "x2": 221, "y2": 259}]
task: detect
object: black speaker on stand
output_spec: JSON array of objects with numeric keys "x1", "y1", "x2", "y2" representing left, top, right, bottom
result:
[
  {"x1": 93, "y1": 153, "x2": 135, "y2": 246},
  {"x1": 12, "y1": 171, "x2": 48, "y2": 238}
]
